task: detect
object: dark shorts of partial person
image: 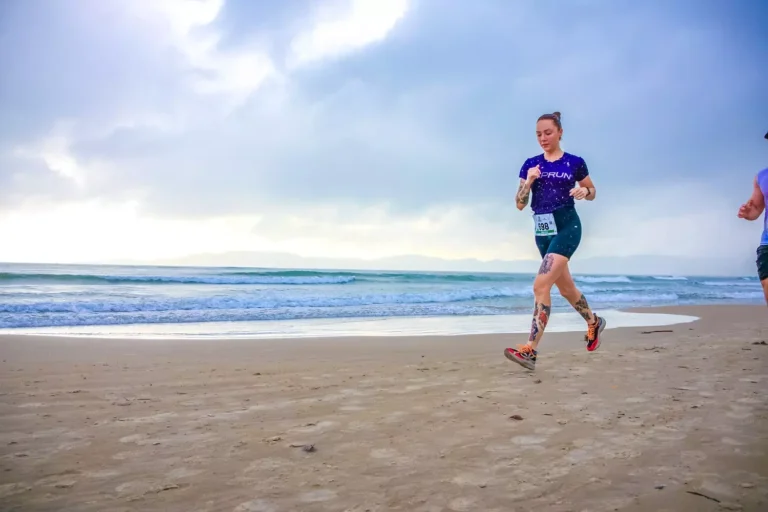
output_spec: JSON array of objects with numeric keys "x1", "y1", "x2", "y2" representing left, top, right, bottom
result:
[
  {"x1": 757, "y1": 245, "x2": 768, "y2": 281},
  {"x1": 535, "y1": 205, "x2": 582, "y2": 260}
]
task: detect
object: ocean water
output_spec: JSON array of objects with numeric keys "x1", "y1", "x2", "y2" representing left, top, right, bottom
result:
[{"x1": 0, "y1": 263, "x2": 760, "y2": 338}]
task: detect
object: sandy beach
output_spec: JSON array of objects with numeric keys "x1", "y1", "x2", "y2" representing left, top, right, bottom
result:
[{"x1": 1, "y1": 305, "x2": 766, "y2": 512}]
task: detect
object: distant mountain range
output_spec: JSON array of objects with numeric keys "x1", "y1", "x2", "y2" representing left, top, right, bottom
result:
[{"x1": 119, "y1": 250, "x2": 756, "y2": 277}]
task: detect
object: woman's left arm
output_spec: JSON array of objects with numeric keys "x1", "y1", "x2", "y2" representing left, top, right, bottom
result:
[{"x1": 570, "y1": 176, "x2": 596, "y2": 201}]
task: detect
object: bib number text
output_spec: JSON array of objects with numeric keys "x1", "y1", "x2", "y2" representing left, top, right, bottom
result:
[{"x1": 534, "y1": 213, "x2": 557, "y2": 236}]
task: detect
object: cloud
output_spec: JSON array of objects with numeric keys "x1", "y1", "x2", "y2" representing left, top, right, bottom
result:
[
  {"x1": 1, "y1": 0, "x2": 767, "y2": 268},
  {"x1": 287, "y1": 0, "x2": 409, "y2": 69},
  {"x1": 129, "y1": 0, "x2": 276, "y2": 103}
]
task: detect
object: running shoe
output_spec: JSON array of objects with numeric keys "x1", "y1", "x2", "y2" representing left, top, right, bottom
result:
[
  {"x1": 585, "y1": 315, "x2": 606, "y2": 352},
  {"x1": 504, "y1": 344, "x2": 537, "y2": 370}
]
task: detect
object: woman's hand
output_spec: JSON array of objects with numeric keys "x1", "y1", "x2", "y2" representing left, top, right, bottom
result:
[
  {"x1": 526, "y1": 166, "x2": 541, "y2": 185},
  {"x1": 569, "y1": 186, "x2": 589, "y2": 200},
  {"x1": 738, "y1": 200, "x2": 755, "y2": 219}
]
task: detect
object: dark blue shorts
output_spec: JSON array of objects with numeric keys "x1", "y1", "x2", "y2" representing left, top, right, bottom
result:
[
  {"x1": 534, "y1": 205, "x2": 582, "y2": 260},
  {"x1": 757, "y1": 245, "x2": 768, "y2": 281}
]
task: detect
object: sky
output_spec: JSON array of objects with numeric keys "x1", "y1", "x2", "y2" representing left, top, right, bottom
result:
[{"x1": 1, "y1": 0, "x2": 767, "y2": 272}]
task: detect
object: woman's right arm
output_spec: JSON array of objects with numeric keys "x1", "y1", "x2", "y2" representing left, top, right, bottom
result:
[{"x1": 515, "y1": 178, "x2": 531, "y2": 210}]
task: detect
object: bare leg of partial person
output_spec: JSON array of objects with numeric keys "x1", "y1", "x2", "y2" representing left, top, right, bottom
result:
[
  {"x1": 554, "y1": 263, "x2": 597, "y2": 325},
  {"x1": 527, "y1": 253, "x2": 570, "y2": 351},
  {"x1": 761, "y1": 278, "x2": 768, "y2": 306}
]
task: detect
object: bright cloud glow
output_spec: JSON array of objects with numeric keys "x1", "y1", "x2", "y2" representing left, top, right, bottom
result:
[
  {"x1": 0, "y1": 200, "x2": 533, "y2": 264},
  {"x1": 136, "y1": 0, "x2": 276, "y2": 102},
  {"x1": 288, "y1": 0, "x2": 409, "y2": 68}
]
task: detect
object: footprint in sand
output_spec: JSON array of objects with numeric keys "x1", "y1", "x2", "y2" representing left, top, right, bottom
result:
[
  {"x1": 680, "y1": 450, "x2": 707, "y2": 465},
  {"x1": 651, "y1": 427, "x2": 687, "y2": 441},
  {"x1": 369, "y1": 448, "x2": 400, "y2": 459},
  {"x1": 389, "y1": 384, "x2": 426, "y2": 394},
  {"x1": 543, "y1": 466, "x2": 572, "y2": 480},
  {"x1": 112, "y1": 451, "x2": 143, "y2": 461},
  {"x1": 617, "y1": 418, "x2": 644, "y2": 428},
  {"x1": 448, "y1": 497, "x2": 477, "y2": 511},
  {"x1": 57, "y1": 440, "x2": 91, "y2": 452},
  {"x1": 452, "y1": 473, "x2": 488, "y2": 487},
  {"x1": 339, "y1": 400, "x2": 367, "y2": 412},
  {"x1": 484, "y1": 443, "x2": 516, "y2": 455},
  {"x1": 335, "y1": 388, "x2": 373, "y2": 399},
  {"x1": 382, "y1": 411, "x2": 407, "y2": 424},
  {"x1": 565, "y1": 449, "x2": 595, "y2": 463},
  {"x1": 726, "y1": 405, "x2": 753, "y2": 420},
  {"x1": 167, "y1": 468, "x2": 202, "y2": 479},
  {"x1": 343, "y1": 420, "x2": 372, "y2": 432},
  {"x1": 0, "y1": 483, "x2": 32, "y2": 499},
  {"x1": 339, "y1": 404, "x2": 367, "y2": 412},
  {"x1": 244, "y1": 458, "x2": 291, "y2": 472},
  {"x1": 510, "y1": 435, "x2": 547, "y2": 446},
  {"x1": 234, "y1": 499, "x2": 277, "y2": 512},
  {"x1": 84, "y1": 469, "x2": 121, "y2": 479},
  {"x1": 369, "y1": 447, "x2": 415, "y2": 465},
  {"x1": 118, "y1": 412, "x2": 177, "y2": 424},
  {"x1": 115, "y1": 481, "x2": 153, "y2": 497},
  {"x1": 119, "y1": 434, "x2": 146, "y2": 444},
  {"x1": 289, "y1": 421, "x2": 336, "y2": 434},
  {"x1": 572, "y1": 438, "x2": 598, "y2": 448},
  {"x1": 299, "y1": 489, "x2": 336, "y2": 503}
]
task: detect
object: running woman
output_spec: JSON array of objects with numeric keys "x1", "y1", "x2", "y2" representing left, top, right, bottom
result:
[
  {"x1": 505, "y1": 111, "x2": 606, "y2": 370},
  {"x1": 736, "y1": 131, "x2": 768, "y2": 305}
]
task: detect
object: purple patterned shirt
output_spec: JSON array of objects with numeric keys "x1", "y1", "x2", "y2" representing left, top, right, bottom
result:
[
  {"x1": 757, "y1": 167, "x2": 768, "y2": 245},
  {"x1": 519, "y1": 152, "x2": 590, "y2": 215}
]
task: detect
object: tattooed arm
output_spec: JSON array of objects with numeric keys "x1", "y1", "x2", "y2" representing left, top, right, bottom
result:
[
  {"x1": 515, "y1": 179, "x2": 531, "y2": 210},
  {"x1": 516, "y1": 165, "x2": 539, "y2": 210}
]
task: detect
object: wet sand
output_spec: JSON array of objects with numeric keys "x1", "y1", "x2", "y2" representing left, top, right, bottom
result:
[{"x1": 1, "y1": 305, "x2": 767, "y2": 511}]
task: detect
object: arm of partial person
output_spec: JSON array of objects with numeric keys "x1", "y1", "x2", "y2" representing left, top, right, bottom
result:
[
  {"x1": 739, "y1": 177, "x2": 765, "y2": 221},
  {"x1": 516, "y1": 178, "x2": 531, "y2": 210}
]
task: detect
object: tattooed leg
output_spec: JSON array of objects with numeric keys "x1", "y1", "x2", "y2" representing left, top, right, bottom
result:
[
  {"x1": 527, "y1": 253, "x2": 567, "y2": 351},
  {"x1": 573, "y1": 293, "x2": 597, "y2": 324},
  {"x1": 553, "y1": 266, "x2": 597, "y2": 324},
  {"x1": 538, "y1": 254, "x2": 554, "y2": 275},
  {"x1": 528, "y1": 301, "x2": 551, "y2": 351}
]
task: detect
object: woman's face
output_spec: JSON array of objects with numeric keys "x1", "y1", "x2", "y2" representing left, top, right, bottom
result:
[{"x1": 536, "y1": 119, "x2": 562, "y2": 152}]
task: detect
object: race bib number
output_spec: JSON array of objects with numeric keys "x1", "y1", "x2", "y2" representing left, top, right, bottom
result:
[{"x1": 534, "y1": 213, "x2": 557, "y2": 236}]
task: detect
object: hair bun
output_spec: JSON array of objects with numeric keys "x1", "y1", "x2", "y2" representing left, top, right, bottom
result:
[{"x1": 552, "y1": 111, "x2": 561, "y2": 120}]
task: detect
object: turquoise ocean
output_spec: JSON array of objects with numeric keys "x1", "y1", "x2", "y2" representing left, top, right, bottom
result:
[{"x1": 0, "y1": 263, "x2": 761, "y2": 338}]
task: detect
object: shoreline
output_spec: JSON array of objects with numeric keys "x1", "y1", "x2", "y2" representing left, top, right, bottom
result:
[
  {"x1": 0, "y1": 305, "x2": 762, "y2": 365},
  {"x1": 0, "y1": 305, "x2": 712, "y2": 341}
]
